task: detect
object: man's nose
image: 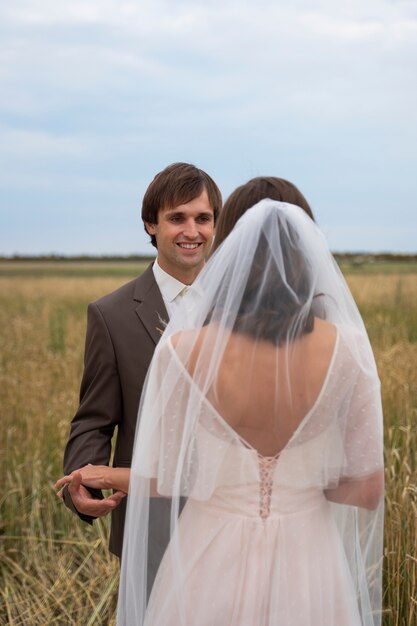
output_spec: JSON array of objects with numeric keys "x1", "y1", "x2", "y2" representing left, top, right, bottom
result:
[{"x1": 182, "y1": 219, "x2": 199, "y2": 239}]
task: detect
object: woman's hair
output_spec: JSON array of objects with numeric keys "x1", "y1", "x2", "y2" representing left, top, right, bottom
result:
[
  {"x1": 212, "y1": 176, "x2": 314, "y2": 253},
  {"x1": 209, "y1": 177, "x2": 317, "y2": 344},
  {"x1": 232, "y1": 223, "x2": 315, "y2": 345}
]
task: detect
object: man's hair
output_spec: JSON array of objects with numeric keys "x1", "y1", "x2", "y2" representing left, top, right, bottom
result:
[
  {"x1": 142, "y1": 163, "x2": 222, "y2": 248},
  {"x1": 212, "y1": 176, "x2": 314, "y2": 253}
]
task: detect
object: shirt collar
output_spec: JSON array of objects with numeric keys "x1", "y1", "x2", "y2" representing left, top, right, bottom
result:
[{"x1": 152, "y1": 258, "x2": 188, "y2": 303}]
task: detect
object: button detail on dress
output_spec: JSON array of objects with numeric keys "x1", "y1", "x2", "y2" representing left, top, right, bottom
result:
[{"x1": 258, "y1": 455, "x2": 278, "y2": 520}]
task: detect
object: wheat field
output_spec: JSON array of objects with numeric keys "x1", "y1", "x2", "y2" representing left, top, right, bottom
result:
[{"x1": 0, "y1": 267, "x2": 416, "y2": 625}]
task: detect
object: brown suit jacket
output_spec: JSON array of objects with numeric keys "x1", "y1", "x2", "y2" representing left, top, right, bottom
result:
[{"x1": 63, "y1": 265, "x2": 171, "y2": 573}]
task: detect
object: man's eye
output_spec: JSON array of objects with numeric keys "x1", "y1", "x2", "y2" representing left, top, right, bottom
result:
[
  {"x1": 197, "y1": 216, "x2": 212, "y2": 222},
  {"x1": 169, "y1": 216, "x2": 182, "y2": 223}
]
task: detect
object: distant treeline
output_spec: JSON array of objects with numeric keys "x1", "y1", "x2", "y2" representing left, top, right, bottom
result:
[
  {"x1": 0, "y1": 253, "x2": 416, "y2": 263},
  {"x1": 334, "y1": 253, "x2": 417, "y2": 263}
]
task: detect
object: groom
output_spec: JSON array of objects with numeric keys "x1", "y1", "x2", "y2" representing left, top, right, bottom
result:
[{"x1": 63, "y1": 163, "x2": 221, "y2": 582}]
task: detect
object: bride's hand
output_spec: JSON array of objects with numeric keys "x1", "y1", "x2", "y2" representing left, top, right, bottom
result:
[
  {"x1": 54, "y1": 464, "x2": 115, "y2": 496},
  {"x1": 54, "y1": 464, "x2": 130, "y2": 496}
]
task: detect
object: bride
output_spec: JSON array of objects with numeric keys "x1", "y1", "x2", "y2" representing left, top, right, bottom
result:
[{"x1": 56, "y1": 178, "x2": 384, "y2": 626}]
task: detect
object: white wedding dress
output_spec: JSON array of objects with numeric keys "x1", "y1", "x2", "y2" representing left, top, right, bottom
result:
[
  {"x1": 117, "y1": 200, "x2": 384, "y2": 626},
  {"x1": 141, "y1": 329, "x2": 382, "y2": 626}
]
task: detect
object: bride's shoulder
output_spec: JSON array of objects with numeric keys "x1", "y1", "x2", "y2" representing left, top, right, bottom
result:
[
  {"x1": 311, "y1": 317, "x2": 338, "y2": 345},
  {"x1": 169, "y1": 322, "x2": 222, "y2": 348},
  {"x1": 169, "y1": 326, "x2": 208, "y2": 350},
  {"x1": 312, "y1": 318, "x2": 361, "y2": 344},
  {"x1": 312, "y1": 320, "x2": 372, "y2": 372},
  {"x1": 164, "y1": 325, "x2": 217, "y2": 372}
]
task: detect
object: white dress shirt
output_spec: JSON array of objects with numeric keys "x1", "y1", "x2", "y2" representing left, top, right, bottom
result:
[{"x1": 152, "y1": 258, "x2": 190, "y2": 318}]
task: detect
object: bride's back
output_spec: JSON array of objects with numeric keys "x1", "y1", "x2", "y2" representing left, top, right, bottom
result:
[{"x1": 206, "y1": 318, "x2": 337, "y2": 457}]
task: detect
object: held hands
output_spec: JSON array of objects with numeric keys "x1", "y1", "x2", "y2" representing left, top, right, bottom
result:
[
  {"x1": 55, "y1": 463, "x2": 116, "y2": 493},
  {"x1": 54, "y1": 464, "x2": 127, "y2": 518}
]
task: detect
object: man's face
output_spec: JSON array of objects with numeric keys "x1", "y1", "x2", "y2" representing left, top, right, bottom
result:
[{"x1": 145, "y1": 188, "x2": 215, "y2": 283}]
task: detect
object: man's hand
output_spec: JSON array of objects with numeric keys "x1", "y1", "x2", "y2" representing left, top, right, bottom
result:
[{"x1": 56, "y1": 471, "x2": 126, "y2": 518}]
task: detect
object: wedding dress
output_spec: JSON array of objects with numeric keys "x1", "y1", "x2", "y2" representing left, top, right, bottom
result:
[{"x1": 117, "y1": 200, "x2": 384, "y2": 626}]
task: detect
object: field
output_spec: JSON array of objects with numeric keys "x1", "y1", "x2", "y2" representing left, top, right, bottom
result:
[{"x1": 0, "y1": 262, "x2": 416, "y2": 625}]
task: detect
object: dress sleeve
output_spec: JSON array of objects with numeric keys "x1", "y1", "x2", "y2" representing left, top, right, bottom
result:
[
  {"x1": 132, "y1": 339, "x2": 232, "y2": 500},
  {"x1": 341, "y1": 366, "x2": 384, "y2": 479},
  {"x1": 132, "y1": 340, "x2": 181, "y2": 480}
]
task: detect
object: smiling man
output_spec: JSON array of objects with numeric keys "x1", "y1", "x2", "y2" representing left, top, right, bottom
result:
[
  {"x1": 62, "y1": 163, "x2": 221, "y2": 592},
  {"x1": 143, "y1": 164, "x2": 219, "y2": 289}
]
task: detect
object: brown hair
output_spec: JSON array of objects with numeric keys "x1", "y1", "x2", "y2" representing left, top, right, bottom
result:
[
  {"x1": 142, "y1": 162, "x2": 222, "y2": 248},
  {"x1": 207, "y1": 222, "x2": 315, "y2": 345},
  {"x1": 212, "y1": 176, "x2": 314, "y2": 253},
  {"x1": 233, "y1": 227, "x2": 315, "y2": 345}
]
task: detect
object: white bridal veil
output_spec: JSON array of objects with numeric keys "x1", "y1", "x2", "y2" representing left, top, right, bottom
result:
[{"x1": 117, "y1": 200, "x2": 384, "y2": 626}]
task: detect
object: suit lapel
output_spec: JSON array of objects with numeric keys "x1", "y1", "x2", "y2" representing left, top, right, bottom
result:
[{"x1": 133, "y1": 264, "x2": 169, "y2": 345}]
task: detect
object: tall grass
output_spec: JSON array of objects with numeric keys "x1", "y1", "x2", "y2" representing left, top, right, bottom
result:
[
  {"x1": 345, "y1": 275, "x2": 417, "y2": 624},
  {"x1": 1, "y1": 271, "x2": 416, "y2": 625}
]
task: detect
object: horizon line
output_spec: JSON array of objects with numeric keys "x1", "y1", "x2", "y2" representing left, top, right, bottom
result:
[{"x1": 1, "y1": 252, "x2": 417, "y2": 261}]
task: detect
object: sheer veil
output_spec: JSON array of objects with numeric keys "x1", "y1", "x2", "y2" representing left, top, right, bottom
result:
[{"x1": 117, "y1": 200, "x2": 384, "y2": 626}]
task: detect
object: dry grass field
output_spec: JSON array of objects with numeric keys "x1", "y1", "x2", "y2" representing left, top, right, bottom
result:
[{"x1": 0, "y1": 264, "x2": 416, "y2": 625}]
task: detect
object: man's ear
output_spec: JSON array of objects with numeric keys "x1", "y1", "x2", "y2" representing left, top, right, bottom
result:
[{"x1": 144, "y1": 222, "x2": 157, "y2": 235}]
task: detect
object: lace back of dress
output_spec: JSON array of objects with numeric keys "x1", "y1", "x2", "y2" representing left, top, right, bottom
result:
[{"x1": 258, "y1": 454, "x2": 279, "y2": 521}]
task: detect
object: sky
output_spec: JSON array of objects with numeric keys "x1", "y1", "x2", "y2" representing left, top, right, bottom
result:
[{"x1": 1, "y1": 0, "x2": 416, "y2": 255}]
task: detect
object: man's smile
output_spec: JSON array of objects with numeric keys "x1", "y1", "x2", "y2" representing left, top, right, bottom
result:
[{"x1": 176, "y1": 243, "x2": 203, "y2": 249}]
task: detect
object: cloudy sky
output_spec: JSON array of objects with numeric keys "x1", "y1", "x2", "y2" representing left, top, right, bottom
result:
[{"x1": 1, "y1": 0, "x2": 416, "y2": 255}]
